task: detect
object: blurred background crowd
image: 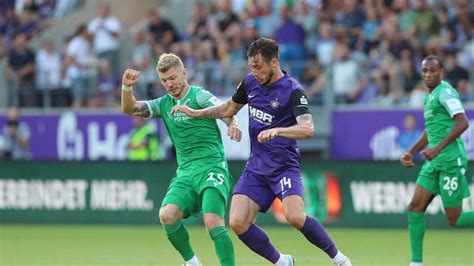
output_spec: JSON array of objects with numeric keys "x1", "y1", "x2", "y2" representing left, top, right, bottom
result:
[{"x1": 1, "y1": 0, "x2": 473, "y2": 109}]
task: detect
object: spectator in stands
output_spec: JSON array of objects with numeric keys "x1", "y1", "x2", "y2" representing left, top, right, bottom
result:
[
  {"x1": 5, "y1": 33, "x2": 35, "y2": 107},
  {"x1": 399, "y1": 54, "x2": 420, "y2": 103},
  {"x1": 397, "y1": 113, "x2": 422, "y2": 159},
  {"x1": 315, "y1": 21, "x2": 336, "y2": 66},
  {"x1": 187, "y1": 3, "x2": 211, "y2": 41},
  {"x1": 131, "y1": 30, "x2": 157, "y2": 100},
  {"x1": 360, "y1": 6, "x2": 380, "y2": 54},
  {"x1": 147, "y1": 8, "x2": 178, "y2": 49},
  {"x1": 0, "y1": 106, "x2": 31, "y2": 160},
  {"x1": 36, "y1": 40, "x2": 61, "y2": 107},
  {"x1": 332, "y1": 43, "x2": 366, "y2": 104},
  {"x1": 303, "y1": 62, "x2": 325, "y2": 105},
  {"x1": 65, "y1": 24, "x2": 93, "y2": 108},
  {"x1": 273, "y1": 4, "x2": 306, "y2": 78},
  {"x1": 445, "y1": 52, "x2": 470, "y2": 102},
  {"x1": 408, "y1": 82, "x2": 427, "y2": 107},
  {"x1": 88, "y1": 3, "x2": 122, "y2": 77},
  {"x1": 212, "y1": 0, "x2": 240, "y2": 33},
  {"x1": 336, "y1": 0, "x2": 365, "y2": 50},
  {"x1": 127, "y1": 116, "x2": 159, "y2": 161},
  {"x1": 412, "y1": 0, "x2": 439, "y2": 45},
  {"x1": 95, "y1": 60, "x2": 120, "y2": 107},
  {"x1": 0, "y1": 7, "x2": 18, "y2": 44},
  {"x1": 396, "y1": 0, "x2": 416, "y2": 38}
]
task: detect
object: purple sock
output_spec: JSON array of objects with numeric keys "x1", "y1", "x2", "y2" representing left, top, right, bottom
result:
[
  {"x1": 238, "y1": 224, "x2": 280, "y2": 263},
  {"x1": 299, "y1": 216, "x2": 338, "y2": 258}
]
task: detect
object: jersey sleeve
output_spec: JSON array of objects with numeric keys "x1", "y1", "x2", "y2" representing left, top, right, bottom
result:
[
  {"x1": 290, "y1": 89, "x2": 311, "y2": 117},
  {"x1": 146, "y1": 97, "x2": 164, "y2": 118},
  {"x1": 231, "y1": 79, "x2": 248, "y2": 104},
  {"x1": 196, "y1": 88, "x2": 222, "y2": 108},
  {"x1": 439, "y1": 88, "x2": 465, "y2": 118}
]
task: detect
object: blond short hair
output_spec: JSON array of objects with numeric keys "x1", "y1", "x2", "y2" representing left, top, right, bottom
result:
[{"x1": 157, "y1": 53, "x2": 184, "y2": 73}]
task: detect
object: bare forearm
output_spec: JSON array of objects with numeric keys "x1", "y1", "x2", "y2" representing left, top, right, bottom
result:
[
  {"x1": 220, "y1": 116, "x2": 238, "y2": 127},
  {"x1": 121, "y1": 89, "x2": 150, "y2": 117},
  {"x1": 195, "y1": 100, "x2": 242, "y2": 118},
  {"x1": 408, "y1": 131, "x2": 428, "y2": 154},
  {"x1": 276, "y1": 124, "x2": 314, "y2": 140},
  {"x1": 121, "y1": 89, "x2": 137, "y2": 114}
]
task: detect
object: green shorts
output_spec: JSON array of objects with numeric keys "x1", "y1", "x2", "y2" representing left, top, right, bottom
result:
[
  {"x1": 161, "y1": 160, "x2": 232, "y2": 218},
  {"x1": 417, "y1": 161, "x2": 470, "y2": 208}
]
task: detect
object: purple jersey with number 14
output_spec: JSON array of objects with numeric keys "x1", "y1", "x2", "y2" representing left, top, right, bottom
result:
[{"x1": 232, "y1": 72, "x2": 311, "y2": 211}]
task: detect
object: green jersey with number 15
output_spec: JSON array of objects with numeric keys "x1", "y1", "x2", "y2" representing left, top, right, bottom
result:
[
  {"x1": 146, "y1": 86, "x2": 225, "y2": 167},
  {"x1": 423, "y1": 80, "x2": 467, "y2": 167}
]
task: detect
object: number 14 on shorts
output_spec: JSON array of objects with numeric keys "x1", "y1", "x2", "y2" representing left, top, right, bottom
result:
[{"x1": 280, "y1": 177, "x2": 292, "y2": 195}]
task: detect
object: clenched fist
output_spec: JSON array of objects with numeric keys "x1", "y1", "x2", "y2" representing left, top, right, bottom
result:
[{"x1": 122, "y1": 69, "x2": 141, "y2": 87}]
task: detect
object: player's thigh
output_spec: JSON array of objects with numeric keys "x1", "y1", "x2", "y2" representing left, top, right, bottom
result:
[
  {"x1": 161, "y1": 174, "x2": 199, "y2": 219},
  {"x1": 201, "y1": 187, "x2": 227, "y2": 218},
  {"x1": 408, "y1": 185, "x2": 435, "y2": 212},
  {"x1": 438, "y1": 164, "x2": 470, "y2": 209},
  {"x1": 415, "y1": 161, "x2": 441, "y2": 196},
  {"x1": 197, "y1": 161, "x2": 233, "y2": 211},
  {"x1": 232, "y1": 171, "x2": 275, "y2": 212},
  {"x1": 229, "y1": 194, "x2": 259, "y2": 228}
]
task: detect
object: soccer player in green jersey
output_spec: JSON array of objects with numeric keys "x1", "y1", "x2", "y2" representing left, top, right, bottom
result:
[
  {"x1": 400, "y1": 55, "x2": 473, "y2": 266},
  {"x1": 121, "y1": 53, "x2": 241, "y2": 266}
]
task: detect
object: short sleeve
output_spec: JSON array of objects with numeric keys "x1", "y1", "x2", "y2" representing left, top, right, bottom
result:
[
  {"x1": 290, "y1": 89, "x2": 311, "y2": 117},
  {"x1": 231, "y1": 79, "x2": 248, "y2": 104},
  {"x1": 439, "y1": 88, "x2": 465, "y2": 118},
  {"x1": 146, "y1": 97, "x2": 164, "y2": 118},
  {"x1": 196, "y1": 88, "x2": 222, "y2": 108}
]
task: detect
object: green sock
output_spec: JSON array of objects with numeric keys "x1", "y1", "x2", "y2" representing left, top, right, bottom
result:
[
  {"x1": 163, "y1": 221, "x2": 194, "y2": 261},
  {"x1": 455, "y1": 211, "x2": 474, "y2": 228},
  {"x1": 408, "y1": 211, "x2": 425, "y2": 263},
  {"x1": 209, "y1": 226, "x2": 235, "y2": 266}
]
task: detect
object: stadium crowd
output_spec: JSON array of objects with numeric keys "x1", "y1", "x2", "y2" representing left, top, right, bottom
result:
[{"x1": 1, "y1": 0, "x2": 473, "y2": 108}]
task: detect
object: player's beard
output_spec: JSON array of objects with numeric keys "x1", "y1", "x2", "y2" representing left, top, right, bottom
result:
[{"x1": 261, "y1": 68, "x2": 274, "y2": 86}]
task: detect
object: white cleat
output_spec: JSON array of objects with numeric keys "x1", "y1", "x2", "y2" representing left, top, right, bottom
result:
[
  {"x1": 284, "y1": 254, "x2": 295, "y2": 266},
  {"x1": 275, "y1": 254, "x2": 295, "y2": 266},
  {"x1": 334, "y1": 257, "x2": 352, "y2": 266},
  {"x1": 183, "y1": 263, "x2": 202, "y2": 266}
]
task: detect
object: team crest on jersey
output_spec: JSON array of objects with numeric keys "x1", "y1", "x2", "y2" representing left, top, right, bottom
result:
[
  {"x1": 270, "y1": 98, "x2": 280, "y2": 109},
  {"x1": 300, "y1": 95, "x2": 308, "y2": 105},
  {"x1": 429, "y1": 95, "x2": 434, "y2": 103}
]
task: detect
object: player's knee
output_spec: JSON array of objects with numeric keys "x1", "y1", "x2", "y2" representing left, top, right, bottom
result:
[
  {"x1": 407, "y1": 200, "x2": 424, "y2": 212},
  {"x1": 284, "y1": 212, "x2": 305, "y2": 228},
  {"x1": 203, "y1": 213, "x2": 224, "y2": 231},
  {"x1": 159, "y1": 208, "x2": 178, "y2": 224},
  {"x1": 229, "y1": 216, "x2": 250, "y2": 235},
  {"x1": 446, "y1": 214, "x2": 460, "y2": 227}
]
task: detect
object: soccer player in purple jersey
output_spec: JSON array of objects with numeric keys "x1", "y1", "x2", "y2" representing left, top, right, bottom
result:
[{"x1": 173, "y1": 37, "x2": 352, "y2": 266}]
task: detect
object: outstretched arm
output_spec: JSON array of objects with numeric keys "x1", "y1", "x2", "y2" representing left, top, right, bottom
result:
[
  {"x1": 172, "y1": 98, "x2": 245, "y2": 118},
  {"x1": 257, "y1": 113, "x2": 314, "y2": 143},
  {"x1": 121, "y1": 69, "x2": 150, "y2": 118}
]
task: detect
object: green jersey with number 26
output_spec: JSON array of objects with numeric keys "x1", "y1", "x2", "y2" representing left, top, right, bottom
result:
[{"x1": 423, "y1": 80, "x2": 467, "y2": 167}]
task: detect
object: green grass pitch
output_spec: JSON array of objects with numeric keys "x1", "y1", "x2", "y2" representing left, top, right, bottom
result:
[{"x1": 1, "y1": 225, "x2": 472, "y2": 265}]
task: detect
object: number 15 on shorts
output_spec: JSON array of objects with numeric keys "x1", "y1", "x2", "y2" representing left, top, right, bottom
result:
[{"x1": 207, "y1": 172, "x2": 224, "y2": 187}]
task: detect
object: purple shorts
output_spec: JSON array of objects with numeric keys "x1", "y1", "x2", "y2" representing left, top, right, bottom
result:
[{"x1": 232, "y1": 169, "x2": 304, "y2": 212}]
